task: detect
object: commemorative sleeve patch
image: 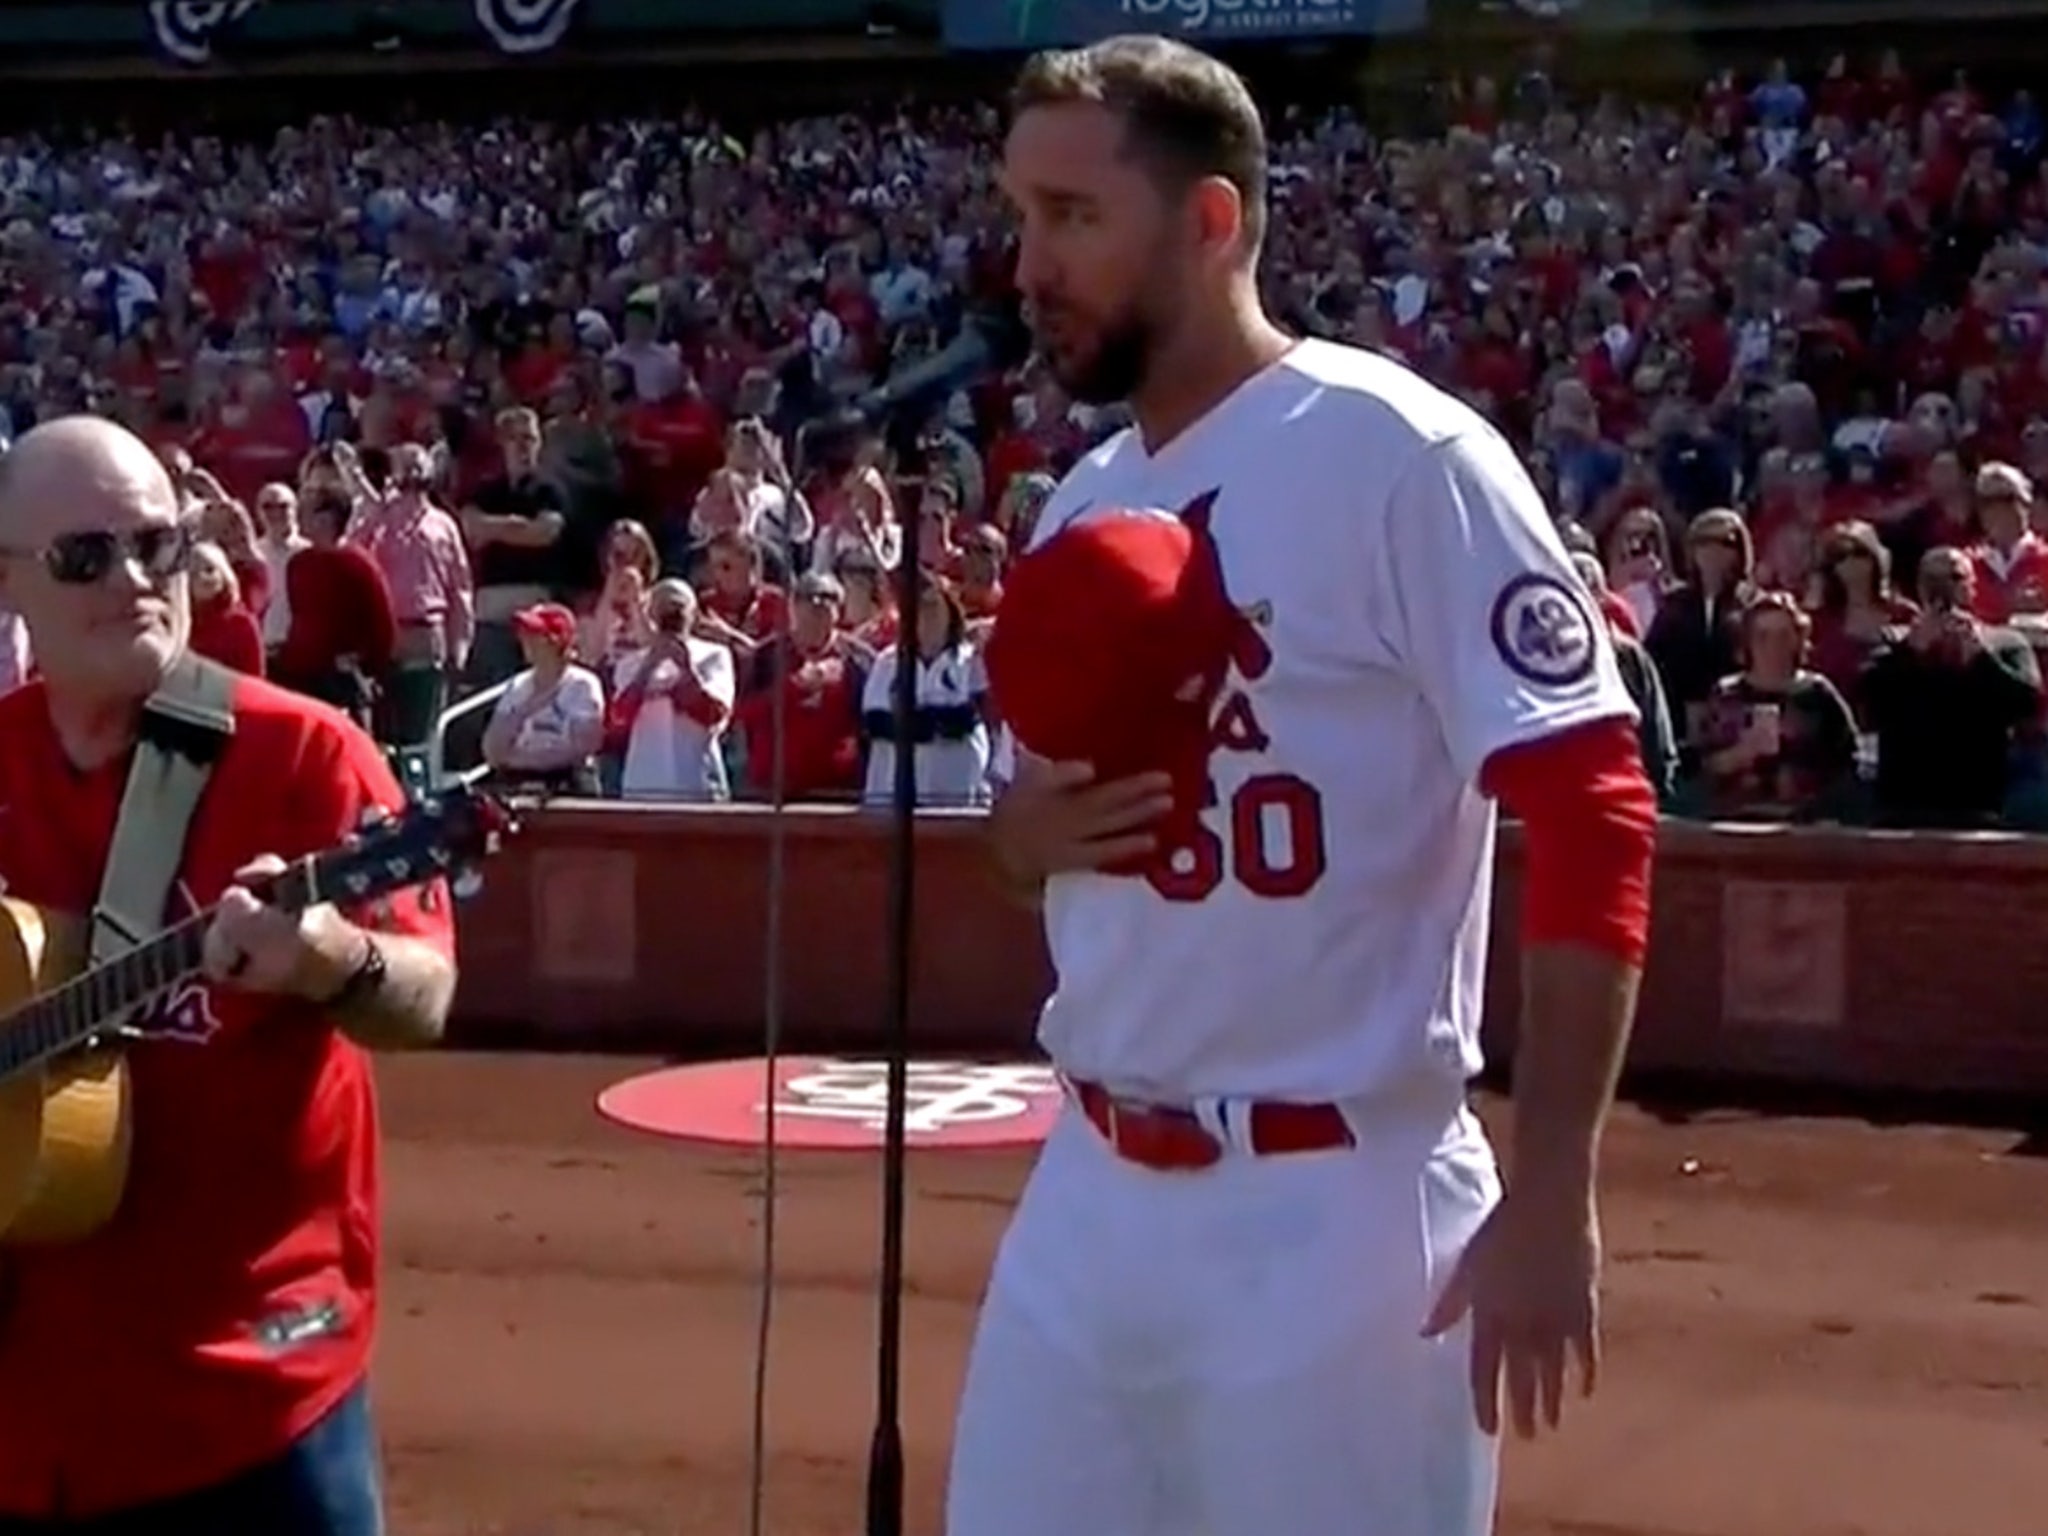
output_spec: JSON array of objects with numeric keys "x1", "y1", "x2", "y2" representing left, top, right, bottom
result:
[{"x1": 1488, "y1": 572, "x2": 1597, "y2": 687}]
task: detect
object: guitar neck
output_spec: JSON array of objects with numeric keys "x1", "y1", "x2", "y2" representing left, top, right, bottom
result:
[{"x1": 0, "y1": 863, "x2": 317, "y2": 1082}]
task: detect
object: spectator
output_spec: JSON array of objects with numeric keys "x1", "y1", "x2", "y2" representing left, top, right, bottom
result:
[
  {"x1": 993, "y1": 470, "x2": 1058, "y2": 550},
  {"x1": 914, "y1": 477, "x2": 965, "y2": 577},
  {"x1": 696, "y1": 529, "x2": 787, "y2": 663},
  {"x1": 481, "y1": 603, "x2": 605, "y2": 797},
  {"x1": 1809, "y1": 519, "x2": 1919, "y2": 721},
  {"x1": 811, "y1": 457, "x2": 902, "y2": 577},
  {"x1": 273, "y1": 489, "x2": 397, "y2": 730},
  {"x1": 1598, "y1": 504, "x2": 1671, "y2": 637},
  {"x1": 1685, "y1": 592, "x2": 1858, "y2": 821},
  {"x1": 626, "y1": 371, "x2": 726, "y2": 570},
  {"x1": 1863, "y1": 546, "x2": 2045, "y2": 827},
  {"x1": 958, "y1": 524, "x2": 1008, "y2": 628},
  {"x1": 835, "y1": 555, "x2": 900, "y2": 658},
  {"x1": 606, "y1": 578, "x2": 735, "y2": 802},
  {"x1": 1646, "y1": 508, "x2": 1756, "y2": 737},
  {"x1": 723, "y1": 417, "x2": 814, "y2": 571},
  {"x1": 1571, "y1": 551, "x2": 1678, "y2": 801},
  {"x1": 179, "y1": 469, "x2": 271, "y2": 620},
  {"x1": 461, "y1": 406, "x2": 571, "y2": 692},
  {"x1": 346, "y1": 441, "x2": 475, "y2": 747},
  {"x1": 250, "y1": 482, "x2": 309, "y2": 666},
  {"x1": 579, "y1": 518, "x2": 660, "y2": 676},
  {"x1": 185, "y1": 539, "x2": 265, "y2": 677},
  {"x1": 1965, "y1": 461, "x2": 2048, "y2": 623},
  {"x1": 733, "y1": 573, "x2": 864, "y2": 803},
  {"x1": 860, "y1": 576, "x2": 991, "y2": 808}
]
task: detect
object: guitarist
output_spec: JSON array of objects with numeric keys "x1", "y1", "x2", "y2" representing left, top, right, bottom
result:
[{"x1": 0, "y1": 416, "x2": 458, "y2": 1532}]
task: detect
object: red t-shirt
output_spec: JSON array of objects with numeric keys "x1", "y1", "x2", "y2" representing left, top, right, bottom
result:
[
  {"x1": 733, "y1": 645, "x2": 863, "y2": 800},
  {"x1": 190, "y1": 600, "x2": 265, "y2": 676},
  {"x1": 190, "y1": 404, "x2": 312, "y2": 507},
  {"x1": 625, "y1": 397, "x2": 726, "y2": 520},
  {"x1": 0, "y1": 676, "x2": 455, "y2": 1518}
]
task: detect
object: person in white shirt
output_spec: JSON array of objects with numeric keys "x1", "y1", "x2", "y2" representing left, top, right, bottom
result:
[
  {"x1": 860, "y1": 576, "x2": 991, "y2": 807},
  {"x1": 608, "y1": 579, "x2": 736, "y2": 801},
  {"x1": 481, "y1": 603, "x2": 606, "y2": 796},
  {"x1": 252, "y1": 481, "x2": 310, "y2": 657}
]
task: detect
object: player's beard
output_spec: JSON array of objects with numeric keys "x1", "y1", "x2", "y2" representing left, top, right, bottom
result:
[
  {"x1": 1056, "y1": 303, "x2": 1155, "y2": 406},
  {"x1": 1035, "y1": 287, "x2": 1161, "y2": 407}
]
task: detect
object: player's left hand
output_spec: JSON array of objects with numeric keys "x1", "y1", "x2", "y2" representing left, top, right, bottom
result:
[
  {"x1": 1421, "y1": 1188, "x2": 1601, "y2": 1440},
  {"x1": 202, "y1": 855, "x2": 364, "y2": 1002}
]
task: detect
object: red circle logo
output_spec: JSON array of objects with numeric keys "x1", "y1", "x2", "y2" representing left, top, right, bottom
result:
[{"x1": 596, "y1": 1057, "x2": 1063, "y2": 1151}]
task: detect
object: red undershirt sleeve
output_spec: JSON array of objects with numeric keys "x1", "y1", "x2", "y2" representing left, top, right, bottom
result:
[{"x1": 1478, "y1": 716, "x2": 1658, "y2": 965}]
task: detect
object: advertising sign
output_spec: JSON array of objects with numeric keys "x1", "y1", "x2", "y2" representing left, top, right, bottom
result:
[{"x1": 942, "y1": 0, "x2": 1427, "y2": 52}]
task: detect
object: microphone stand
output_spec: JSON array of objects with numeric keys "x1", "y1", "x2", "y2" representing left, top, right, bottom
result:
[
  {"x1": 792, "y1": 303, "x2": 1028, "y2": 1536},
  {"x1": 864, "y1": 483, "x2": 920, "y2": 1536},
  {"x1": 789, "y1": 407, "x2": 916, "y2": 1536}
]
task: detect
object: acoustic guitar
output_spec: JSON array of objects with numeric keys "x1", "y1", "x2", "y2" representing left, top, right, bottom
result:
[{"x1": 0, "y1": 782, "x2": 513, "y2": 1247}]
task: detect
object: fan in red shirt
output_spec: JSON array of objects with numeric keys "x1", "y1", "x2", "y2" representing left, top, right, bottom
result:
[
  {"x1": 625, "y1": 374, "x2": 727, "y2": 531},
  {"x1": 1967, "y1": 461, "x2": 2048, "y2": 623},
  {"x1": 187, "y1": 368, "x2": 311, "y2": 507},
  {"x1": 697, "y1": 528, "x2": 789, "y2": 660},
  {"x1": 733, "y1": 572, "x2": 864, "y2": 801},
  {"x1": 0, "y1": 416, "x2": 457, "y2": 1531},
  {"x1": 273, "y1": 492, "x2": 400, "y2": 731},
  {"x1": 188, "y1": 538, "x2": 266, "y2": 676}
]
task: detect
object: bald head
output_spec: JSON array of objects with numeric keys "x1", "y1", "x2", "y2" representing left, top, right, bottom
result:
[
  {"x1": 0, "y1": 415, "x2": 179, "y2": 542},
  {"x1": 0, "y1": 413, "x2": 189, "y2": 711}
]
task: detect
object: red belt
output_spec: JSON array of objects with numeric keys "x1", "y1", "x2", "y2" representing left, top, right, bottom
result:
[{"x1": 1067, "y1": 1078, "x2": 1356, "y2": 1172}]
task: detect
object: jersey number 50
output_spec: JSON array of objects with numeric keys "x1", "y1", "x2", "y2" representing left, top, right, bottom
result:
[{"x1": 1145, "y1": 772, "x2": 1329, "y2": 903}]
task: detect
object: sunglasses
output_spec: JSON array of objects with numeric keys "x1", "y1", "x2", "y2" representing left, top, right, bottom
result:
[{"x1": 1, "y1": 524, "x2": 195, "y2": 587}]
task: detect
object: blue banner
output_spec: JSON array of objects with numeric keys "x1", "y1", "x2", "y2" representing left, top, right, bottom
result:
[{"x1": 941, "y1": 0, "x2": 1427, "y2": 51}]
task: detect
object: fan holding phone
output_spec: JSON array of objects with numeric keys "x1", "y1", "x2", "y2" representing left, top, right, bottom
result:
[{"x1": 1691, "y1": 591, "x2": 1859, "y2": 821}]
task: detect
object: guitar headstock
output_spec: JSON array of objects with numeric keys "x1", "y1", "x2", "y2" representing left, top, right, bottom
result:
[{"x1": 305, "y1": 782, "x2": 519, "y2": 911}]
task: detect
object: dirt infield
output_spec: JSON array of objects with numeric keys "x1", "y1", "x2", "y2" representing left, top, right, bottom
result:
[{"x1": 375, "y1": 1053, "x2": 2048, "y2": 1536}]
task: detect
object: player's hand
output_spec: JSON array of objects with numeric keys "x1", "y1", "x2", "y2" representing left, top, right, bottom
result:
[
  {"x1": 990, "y1": 758, "x2": 1175, "y2": 881},
  {"x1": 202, "y1": 855, "x2": 364, "y2": 1002},
  {"x1": 1422, "y1": 1188, "x2": 1602, "y2": 1440}
]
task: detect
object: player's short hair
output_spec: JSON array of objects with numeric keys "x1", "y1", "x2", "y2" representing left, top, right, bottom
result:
[{"x1": 1011, "y1": 34, "x2": 1269, "y2": 251}]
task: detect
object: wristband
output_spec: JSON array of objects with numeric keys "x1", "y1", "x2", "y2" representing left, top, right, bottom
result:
[{"x1": 323, "y1": 934, "x2": 388, "y2": 1012}]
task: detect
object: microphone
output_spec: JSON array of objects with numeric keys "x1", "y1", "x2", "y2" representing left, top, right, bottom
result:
[{"x1": 847, "y1": 300, "x2": 1033, "y2": 429}]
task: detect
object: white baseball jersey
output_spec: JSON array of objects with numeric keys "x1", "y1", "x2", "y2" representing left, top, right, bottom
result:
[{"x1": 1024, "y1": 339, "x2": 1635, "y2": 1105}]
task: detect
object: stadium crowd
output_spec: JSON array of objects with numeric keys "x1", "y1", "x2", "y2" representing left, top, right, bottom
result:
[{"x1": 3, "y1": 46, "x2": 2048, "y2": 828}]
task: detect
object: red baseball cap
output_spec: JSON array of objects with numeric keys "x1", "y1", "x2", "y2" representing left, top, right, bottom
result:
[
  {"x1": 511, "y1": 602, "x2": 577, "y2": 652},
  {"x1": 984, "y1": 508, "x2": 1241, "y2": 806}
]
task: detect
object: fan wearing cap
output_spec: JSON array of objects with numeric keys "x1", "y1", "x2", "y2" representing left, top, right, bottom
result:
[
  {"x1": 953, "y1": 38, "x2": 1657, "y2": 1536},
  {"x1": 480, "y1": 602, "x2": 605, "y2": 797},
  {"x1": 605, "y1": 578, "x2": 737, "y2": 801}
]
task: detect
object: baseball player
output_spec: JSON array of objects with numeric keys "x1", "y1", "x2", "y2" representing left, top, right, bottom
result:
[{"x1": 955, "y1": 36, "x2": 1657, "y2": 1536}]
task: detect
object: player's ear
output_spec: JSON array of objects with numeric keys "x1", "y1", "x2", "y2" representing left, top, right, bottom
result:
[{"x1": 1188, "y1": 177, "x2": 1245, "y2": 262}]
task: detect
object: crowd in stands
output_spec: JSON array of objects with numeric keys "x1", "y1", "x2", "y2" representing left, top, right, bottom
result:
[{"x1": 4, "y1": 46, "x2": 2048, "y2": 827}]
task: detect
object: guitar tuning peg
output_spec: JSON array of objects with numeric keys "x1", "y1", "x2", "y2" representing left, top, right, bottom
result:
[{"x1": 452, "y1": 869, "x2": 484, "y2": 902}]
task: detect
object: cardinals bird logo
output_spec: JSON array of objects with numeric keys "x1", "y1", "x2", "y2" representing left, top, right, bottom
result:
[{"x1": 1175, "y1": 489, "x2": 1273, "y2": 701}]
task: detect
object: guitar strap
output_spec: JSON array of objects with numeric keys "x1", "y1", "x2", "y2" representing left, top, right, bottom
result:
[{"x1": 88, "y1": 653, "x2": 239, "y2": 970}]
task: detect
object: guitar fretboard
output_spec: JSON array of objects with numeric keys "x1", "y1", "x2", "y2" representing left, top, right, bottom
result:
[{"x1": 0, "y1": 863, "x2": 317, "y2": 1082}]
